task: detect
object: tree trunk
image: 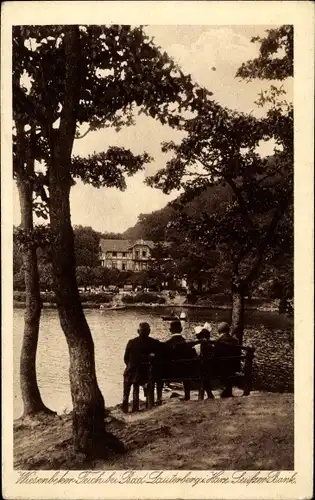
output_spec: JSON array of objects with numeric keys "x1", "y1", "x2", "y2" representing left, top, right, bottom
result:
[
  {"x1": 231, "y1": 289, "x2": 245, "y2": 344},
  {"x1": 230, "y1": 266, "x2": 245, "y2": 344},
  {"x1": 44, "y1": 27, "x2": 108, "y2": 456},
  {"x1": 48, "y1": 169, "x2": 106, "y2": 455},
  {"x1": 17, "y1": 177, "x2": 54, "y2": 416}
]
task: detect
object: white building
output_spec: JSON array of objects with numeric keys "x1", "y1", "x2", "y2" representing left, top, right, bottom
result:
[{"x1": 99, "y1": 239, "x2": 154, "y2": 271}]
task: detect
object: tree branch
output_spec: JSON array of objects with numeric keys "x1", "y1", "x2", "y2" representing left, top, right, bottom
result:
[
  {"x1": 245, "y1": 196, "x2": 290, "y2": 285},
  {"x1": 14, "y1": 120, "x2": 27, "y2": 178},
  {"x1": 224, "y1": 176, "x2": 255, "y2": 230},
  {"x1": 57, "y1": 26, "x2": 82, "y2": 160},
  {"x1": 13, "y1": 83, "x2": 47, "y2": 125},
  {"x1": 75, "y1": 126, "x2": 93, "y2": 140}
]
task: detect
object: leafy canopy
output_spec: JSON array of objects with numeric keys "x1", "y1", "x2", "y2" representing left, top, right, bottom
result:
[{"x1": 147, "y1": 25, "x2": 293, "y2": 299}]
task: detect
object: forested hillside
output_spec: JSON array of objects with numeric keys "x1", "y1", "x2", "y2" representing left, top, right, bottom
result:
[{"x1": 122, "y1": 182, "x2": 233, "y2": 241}]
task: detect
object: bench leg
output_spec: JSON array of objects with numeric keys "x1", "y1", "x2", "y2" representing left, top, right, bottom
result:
[
  {"x1": 156, "y1": 381, "x2": 163, "y2": 405},
  {"x1": 221, "y1": 378, "x2": 233, "y2": 398},
  {"x1": 122, "y1": 379, "x2": 132, "y2": 413},
  {"x1": 243, "y1": 376, "x2": 251, "y2": 396},
  {"x1": 132, "y1": 384, "x2": 140, "y2": 412},
  {"x1": 147, "y1": 381, "x2": 155, "y2": 410},
  {"x1": 183, "y1": 381, "x2": 190, "y2": 401},
  {"x1": 198, "y1": 378, "x2": 205, "y2": 401},
  {"x1": 243, "y1": 349, "x2": 254, "y2": 396}
]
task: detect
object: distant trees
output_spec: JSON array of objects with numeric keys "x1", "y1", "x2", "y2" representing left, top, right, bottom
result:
[
  {"x1": 123, "y1": 206, "x2": 175, "y2": 241},
  {"x1": 73, "y1": 226, "x2": 100, "y2": 267},
  {"x1": 14, "y1": 225, "x2": 103, "y2": 289}
]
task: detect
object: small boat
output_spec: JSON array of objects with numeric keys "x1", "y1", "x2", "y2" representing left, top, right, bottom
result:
[
  {"x1": 162, "y1": 311, "x2": 187, "y2": 321},
  {"x1": 162, "y1": 315, "x2": 179, "y2": 321},
  {"x1": 100, "y1": 304, "x2": 125, "y2": 311}
]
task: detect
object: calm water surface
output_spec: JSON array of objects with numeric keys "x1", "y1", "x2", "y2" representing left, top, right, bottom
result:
[{"x1": 13, "y1": 307, "x2": 292, "y2": 418}]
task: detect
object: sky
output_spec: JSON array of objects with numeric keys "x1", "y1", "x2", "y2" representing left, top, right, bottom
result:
[{"x1": 13, "y1": 25, "x2": 292, "y2": 233}]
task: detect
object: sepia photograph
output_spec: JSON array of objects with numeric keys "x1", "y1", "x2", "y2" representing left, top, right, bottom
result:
[{"x1": 1, "y1": 1, "x2": 314, "y2": 499}]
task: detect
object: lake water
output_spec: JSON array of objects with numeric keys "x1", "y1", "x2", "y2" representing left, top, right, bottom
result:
[{"x1": 13, "y1": 307, "x2": 293, "y2": 418}]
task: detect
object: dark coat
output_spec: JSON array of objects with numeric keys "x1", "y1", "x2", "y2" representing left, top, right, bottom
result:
[
  {"x1": 162, "y1": 334, "x2": 198, "y2": 380},
  {"x1": 124, "y1": 336, "x2": 162, "y2": 385},
  {"x1": 213, "y1": 333, "x2": 241, "y2": 377},
  {"x1": 198, "y1": 340, "x2": 215, "y2": 378}
]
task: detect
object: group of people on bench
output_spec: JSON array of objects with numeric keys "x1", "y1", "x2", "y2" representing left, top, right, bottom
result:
[{"x1": 122, "y1": 319, "x2": 242, "y2": 413}]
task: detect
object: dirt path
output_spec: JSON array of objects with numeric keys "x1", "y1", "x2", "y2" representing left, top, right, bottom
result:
[{"x1": 14, "y1": 392, "x2": 293, "y2": 470}]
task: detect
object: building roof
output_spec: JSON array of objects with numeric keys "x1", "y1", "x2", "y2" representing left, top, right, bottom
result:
[
  {"x1": 129, "y1": 239, "x2": 154, "y2": 249},
  {"x1": 99, "y1": 239, "x2": 155, "y2": 253}
]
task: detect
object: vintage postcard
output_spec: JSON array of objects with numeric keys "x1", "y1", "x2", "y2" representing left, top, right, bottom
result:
[{"x1": 1, "y1": 1, "x2": 314, "y2": 499}]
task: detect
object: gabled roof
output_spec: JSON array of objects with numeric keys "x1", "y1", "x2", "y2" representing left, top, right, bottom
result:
[
  {"x1": 99, "y1": 240, "x2": 132, "y2": 253},
  {"x1": 129, "y1": 239, "x2": 154, "y2": 249},
  {"x1": 99, "y1": 239, "x2": 154, "y2": 253}
]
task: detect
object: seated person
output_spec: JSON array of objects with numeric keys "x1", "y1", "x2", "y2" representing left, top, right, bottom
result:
[
  {"x1": 122, "y1": 322, "x2": 161, "y2": 412},
  {"x1": 193, "y1": 322, "x2": 213, "y2": 357},
  {"x1": 195, "y1": 325, "x2": 215, "y2": 399},
  {"x1": 213, "y1": 322, "x2": 241, "y2": 398},
  {"x1": 162, "y1": 320, "x2": 197, "y2": 401}
]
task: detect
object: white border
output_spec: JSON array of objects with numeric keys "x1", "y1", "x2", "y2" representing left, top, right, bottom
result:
[{"x1": 1, "y1": 2, "x2": 314, "y2": 499}]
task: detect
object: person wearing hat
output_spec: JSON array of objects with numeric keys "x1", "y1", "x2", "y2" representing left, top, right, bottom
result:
[
  {"x1": 214, "y1": 322, "x2": 241, "y2": 398},
  {"x1": 162, "y1": 320, "x2": 197, "y2": 401},
  {"x1": 194, "y1": 324, "x2": 215, "y2": 399},
  {"x1": 122, "y1": 322, "x2": 161, "y2": 412},
  {"x1": 193, "y1": 323, "x2": 212, "y2": 356}
]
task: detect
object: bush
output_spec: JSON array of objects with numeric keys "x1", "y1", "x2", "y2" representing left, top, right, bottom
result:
[
  {"x1": 121, "y1": 294, "x2": 137, "y2": 304},
  {"x1": 122, "y1": 292, "x2": 166, "y2": 304},
  {"x1": 79, "y1": 292, "x2": 113, "y2": 304},
  {"x1": 13, "y1": 271, "x2": 26, "y2": 291},
  {"x1": 13, "y1": 290, "x2": 113, "y2": 304},
  {"x1": 14, "y1": 290, "x2": 56, "y2": 303},
  {"x1": 14, "y1": 291, "x2": 26, "y2": 302},
  {"x1": 186, "y1": 293, "x2": 198, "y2": 304},
  {"x1": 135, "y1": 292, "x2": 163, "y2": 303}
]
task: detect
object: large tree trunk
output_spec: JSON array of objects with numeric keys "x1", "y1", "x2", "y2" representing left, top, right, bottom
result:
[
  {"x1": 48, "y1": 169, "x2": 106, "y2": 455},
  {"x1": 231, "y1": 289, "x2": 245, "y2": 344},
  {"x1": 16, "y1": 177, "x2": 54, "y2": 416},
  {"x1": 230, "y1": 266, "x2": 245, "y2": 344},
  {"x1": 45, "y1": 27, "x2": 106, "y2": 456}
]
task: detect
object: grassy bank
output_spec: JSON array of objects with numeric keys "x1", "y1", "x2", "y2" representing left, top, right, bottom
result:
[{"x1": 14, "y1": 392, "x2": 293, "y2": 470}]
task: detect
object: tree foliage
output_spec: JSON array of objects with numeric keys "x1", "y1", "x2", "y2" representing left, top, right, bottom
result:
[
  {"x1": 236, "y1": 25, "x2": 293, "y2": 81},
  {"x1": 73, "y1": 226, "x2": 101, "y2": 267},
  {"x1": 147, "y1": 25, "x2": 293, "y2": 318},
  {"x1": 13, "y1": 22, "x2": 199, "y2": 232}
]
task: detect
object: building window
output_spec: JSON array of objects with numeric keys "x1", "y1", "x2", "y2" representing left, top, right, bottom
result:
[
  {"x1": 122, "y1": 263, "x2": 126, "y2": 270},
  {"x1": 112, "y1": 251, "x2": 117, "y2": 257},
  {"x1": 112, "y1": 261, "x2": 117, "y2": 268},
  {"x1": 135, "y1": 250, "x2": 139, "y2": 259},
  {"x1": 142, "y1": 250, "x2": 146, "y2": 258},
  {"x1": 122, "y1": 252, "x2": 126, "y2": 257}
]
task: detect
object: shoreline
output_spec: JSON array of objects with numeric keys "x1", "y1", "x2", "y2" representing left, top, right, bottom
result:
[{"x1": 13, "y1": 301, "x2": 280, "y2": 313}]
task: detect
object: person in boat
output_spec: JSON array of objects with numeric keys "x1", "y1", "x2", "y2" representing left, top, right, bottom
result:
[
  {"x1": 122, "y1": 322, "x2": 161, "y2": 413},
  {"x1": 213, "y1": 322, "x2": 241, "y2": 398},
  {"x1": 160, "y1": 320, "x2": 197, "y2": 401}
]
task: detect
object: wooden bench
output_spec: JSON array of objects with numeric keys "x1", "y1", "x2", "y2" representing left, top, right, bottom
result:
[{"x1": 127, "y1": 341, "x2": 255, "y2": 412}]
